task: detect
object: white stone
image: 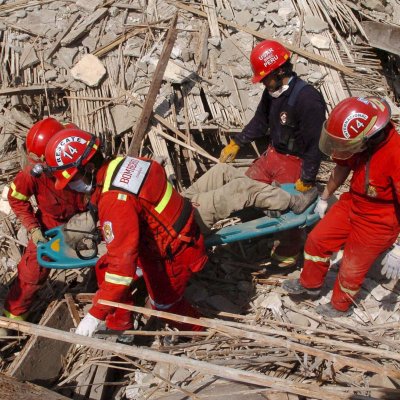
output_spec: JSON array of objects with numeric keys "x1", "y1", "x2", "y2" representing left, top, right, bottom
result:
[
  {"x1": 70, "y1": 54, "x2": 106, "y2": 87},
  {"x1": 310, "y1": 35, "x2": 331, "y2": 50},
  {"x1": 278, "y1": 7, "x2": 295, "y2": 21},
  {"x1": 75, "y1": 0, "x2": 102, "y2": 12}
]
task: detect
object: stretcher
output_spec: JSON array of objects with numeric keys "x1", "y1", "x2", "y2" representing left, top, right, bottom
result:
[{"x1": 37, "y1": 184, "x2": 320, "y2": 269}]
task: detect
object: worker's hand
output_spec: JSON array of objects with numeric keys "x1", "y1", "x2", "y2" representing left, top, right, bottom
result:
[
  {"x1": 30, "y1": 227, "x2": 46, "y2": 246},
  {"x1": 295, "y1": 179, "x2": 314, "y2": 192},
  {"x1": 314, "y1": 198, "x2": 328, "y2": 218},
  {"x1": 219, "y1": 139, "x2": 240, "y2": 163},
  {"x1": 382, "y1": 244, "x2": 400, "y2": 280},
  {"x1": 75, "y1": 313, "x2": 102, "y2": 337}
]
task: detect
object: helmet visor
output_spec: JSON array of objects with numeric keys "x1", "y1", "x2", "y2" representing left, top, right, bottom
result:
[{"x1": 319, "y1": 121, "x2": 367, "y2": 160}]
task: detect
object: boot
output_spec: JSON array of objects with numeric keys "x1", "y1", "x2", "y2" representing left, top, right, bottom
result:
[
  {"x1": 289, "y1": 187, "x2": 318, "y2": 214},
  {"x1": 315, "y1": 303, "x2": 352, "y2": 318},
  {"x1": 282, "y1": 278, "x2": 321, "y2": 297}
]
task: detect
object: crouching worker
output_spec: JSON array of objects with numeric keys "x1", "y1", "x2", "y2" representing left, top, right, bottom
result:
[
  {"x1": 43, "y1": 128, "x2": 208, "y2": 337},
  {"x1": 282, "y1": 96, "x2": 400, "y2": 317},
  {"x1": 0, "y1": 118, "x2": 88, "y2": 338}
]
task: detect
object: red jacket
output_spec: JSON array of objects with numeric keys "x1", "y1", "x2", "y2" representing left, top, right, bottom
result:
[
  {"x1": 335, "y1": 124, "x2": 400, "y2": 227},
  {"x1": 8, "y1": 163, "x2": 88, "y2": 232},
  {"x1": 92, "y1": 157, "x2": 201, "y2": 271}
]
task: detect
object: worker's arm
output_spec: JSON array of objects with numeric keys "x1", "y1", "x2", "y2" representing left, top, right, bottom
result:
[
  {"x1": 234, "y1": 89, "x2": 271, "y2": 145},
  {"x1": 8, "y1": 168, "x2": 40, "y2": 231},
  {"x1": 297, "y1": 87, "x2": 326, "y2": 185},
  {"x1": 321, "y1": 164, "x2": 351, "y2": 200}
]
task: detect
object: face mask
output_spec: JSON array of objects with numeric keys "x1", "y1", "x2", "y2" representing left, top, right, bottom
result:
[
  {"x1": 68, "y1": 178, "x2": 93, "y2": 193},
  {"x1": 268, "y1": 84, "x2": 289, "y2": 98}
]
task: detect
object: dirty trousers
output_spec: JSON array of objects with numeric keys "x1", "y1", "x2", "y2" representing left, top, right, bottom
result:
[
  {"x1": 300, "y1": 193, "x2": 399, "y2": 311},
  {"x1": 182, "y1": 163, "x2": 291, "y2": 231},
  {"x1": 4, "y1": 240, "x2": 50, "y2": 317}
]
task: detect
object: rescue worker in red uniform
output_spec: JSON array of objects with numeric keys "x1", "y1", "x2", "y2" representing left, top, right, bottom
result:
[
  {"x1": 43, "y1": 128, "x2": 208, "y2": 337},
  {"x1": 220, "y1": 40, "x2": 326, "y2": 268},
  {"x1": 0, "y1": 118, "x2": 88, "y2": 336},
  {"x1": 282, "y1": 96, "x2": 400, "y2": 317}
]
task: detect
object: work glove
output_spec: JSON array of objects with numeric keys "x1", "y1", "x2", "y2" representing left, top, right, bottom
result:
[
  {"x1": 314, "y1": 198, "x2": 328, "y2": 218},
  {"x1": 382, "y1": 244, "x2": 400, "y2": 280},
  {"x1": 219, "y1": 139, "x2": 240, "y2": 163},
  {"x1": 30, "y1": 227, "x2": 46, "y2": 246},
  {"x1": 75, "y1": 313, "x2": 102, "y2": 337},
  {"x1": 295, "y1": 179, "x2": 314, "y2": 192}
]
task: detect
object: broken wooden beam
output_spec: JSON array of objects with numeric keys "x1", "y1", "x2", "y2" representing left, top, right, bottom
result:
[
  {"x1": 0, "y1": 317, "x2": 348, "y2": 400},
  {"x1": 128, "y1": 13, "x2": 179, "y2": 156},
  {"x1": 97, "y1": 300, "x2": 400, "y2": 380}
]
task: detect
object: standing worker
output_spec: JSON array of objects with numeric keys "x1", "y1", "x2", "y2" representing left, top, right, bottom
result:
[
  {"x1": 220, "y1": 40, "x2": 326, "y2": 268},
  {"x1": 282, "y1": 96, "x2": 400, "y2": 317},
  {"x1": 0, "y1": 118, "x2": 89, "y2": 336},
  {"x1": 43, "y1": 128, "x2": 208, "y2": 337}
]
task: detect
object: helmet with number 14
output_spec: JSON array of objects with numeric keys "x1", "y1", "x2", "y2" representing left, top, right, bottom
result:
[
  {"x1": 44, "y1": 128, "x2": 100, "y2": 190},
  {"x1": 319, "y1": 96, "x2": 391, "y2": 160}
]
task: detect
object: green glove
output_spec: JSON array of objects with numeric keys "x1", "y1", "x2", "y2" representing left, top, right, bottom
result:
[{"x1": 30, "y1": 227, "x2": 46, "y2": 246}]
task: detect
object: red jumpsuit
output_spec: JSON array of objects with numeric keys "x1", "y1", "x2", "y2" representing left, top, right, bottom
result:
[
  {"x1": 300, "y1": 125, "x2": 400, "y2": 311},
  {"x1": 5, "y1": 164, "x2": 88, "y2": 318},
  {"x1": 89, "y1": 157, "x2": 208, "y2": 331}
]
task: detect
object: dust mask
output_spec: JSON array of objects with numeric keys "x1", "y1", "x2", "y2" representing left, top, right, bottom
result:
[
  {"x1": 68, "y1": 179, "x2": 93, "y2": 193},
  {"x1": 268, "y1": 84, "x2": 289, "y2": 98}
]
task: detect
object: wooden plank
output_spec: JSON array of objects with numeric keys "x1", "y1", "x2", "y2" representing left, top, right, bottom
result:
[
  {"x1": 0, "y1": 84, "x2": 63, "y2": 96},
  {"x1": 8, "y1": 301, "x2": 73, "y2": 384},
  {"x1": 97, "y1": 300, "x2": 400, "y2": 381},
  {"x1": 0, "y1": 372, "x2": 70, "y2": 400},
  {"x1": 64, "y1": 294, "x2": 81, "y2": 328},
  {"x1": 203, "y1": 0, "x2": 221, "y2": 44},
  {"x1": 61, "y1": 8, "x2": 108, "y2": 46},
  {"x1": 0, "y1": 317, "x2": 349, "y2": 400},
  {"x1": 127, "y1": 13, "x2": 178, "y2": 156}
]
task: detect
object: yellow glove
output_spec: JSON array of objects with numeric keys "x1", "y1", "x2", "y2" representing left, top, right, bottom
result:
[
  {"x1": 30, "y1": 227, "x2": 46, "y2": 246},
  {"x1": 219, "y1": 139, "x2": 240, "y2": 163},
  {"x1": 295, "y1": 179, "x2": 314, "y2": 192}
]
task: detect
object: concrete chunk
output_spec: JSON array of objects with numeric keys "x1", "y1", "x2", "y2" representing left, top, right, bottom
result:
[
  {"x1": 304, "y1": 15, "x2": 329, "y2": 33},
  {"x1": 110, "y1": 104, "x2": 141, "y2": 135},
  {"x1": 76, "y1": 0, "x2": 102, "y2": 12},
  {"x1": 70, "y1": 54, "x2": 106, "y2": 87},
  {"x1": 310, "y1": 34, "x2": 331, "y2": 50}
]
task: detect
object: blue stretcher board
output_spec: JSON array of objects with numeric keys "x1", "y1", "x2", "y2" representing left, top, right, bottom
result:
[{"x1": 37, "y1": 183, "x2": 320, "y2": 269}]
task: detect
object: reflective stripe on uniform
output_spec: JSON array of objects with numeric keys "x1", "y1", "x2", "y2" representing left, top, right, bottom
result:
[
  {"x1": 304, "y1": 252, "x2": 330, "y2": 263},
  {"x1": 104, "y1": 272, "x2": 133, "y2": 286},
  {"x1": 338, "y1": 276, "x2": 359, "y2": 297},
  {"x1": 102, "y1": 157, "x2": 124, "y2": 193},
  {"x1": 271, "y1": 252, "x2": 299, "y2": 264},
  {"x1": 155, "y1": 181, "x2": 172, "y2": 214},
  {"x1": 3, "y1": 309, "x2": 27, "y2": 320},
  {"x1": 10, "y1": 182, "x2": 29, "y2": 201},
  {"x1": 149, "y1": 295, "x2": 182, "y2": 310},
  {"x1": 62, "y1": 170, "x2": 71, "y2": 179}
]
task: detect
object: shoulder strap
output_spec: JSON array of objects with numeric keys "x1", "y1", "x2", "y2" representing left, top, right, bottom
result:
[{"x1": 287, "y1": 79, "x2": 308, "y2": 107}]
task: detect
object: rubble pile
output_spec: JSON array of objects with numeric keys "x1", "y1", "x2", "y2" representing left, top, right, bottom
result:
[{"x1": 0, "y1": 0, "x2": 400, "y2": 399}]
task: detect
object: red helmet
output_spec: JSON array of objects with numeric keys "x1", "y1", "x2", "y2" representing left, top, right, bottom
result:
[
  {"x1": 26, "y1": 118, "x2": 64, "y2": 158},
  {"x1": 45, "y1": 128, "x2": 101, "y2": 190},
  {"x1": 319, "y1": 96, "x2": 391, "y2": 160},
  {"x1": 250, "y1": 40, "x2": 291, "y2": 84}
]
